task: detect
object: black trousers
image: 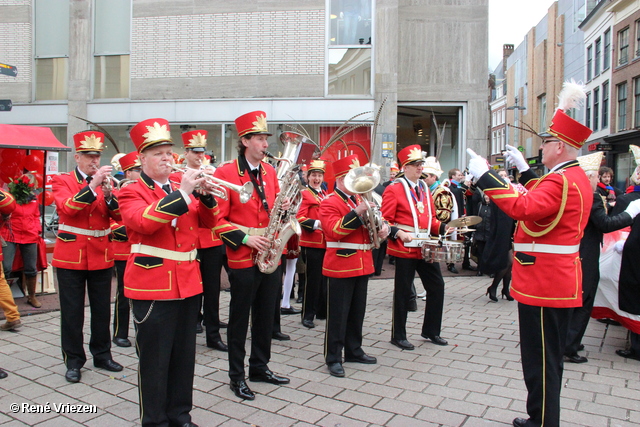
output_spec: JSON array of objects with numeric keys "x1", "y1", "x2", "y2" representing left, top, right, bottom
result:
[
  {"x1": 372, "y1": 240, "x2": 387, "y2": 276},
  {"x1": 392, "y1": 257, "x2": 445, "y2": 341},
  {"x1": 57, "y1": 267, "x2": 113, "y2": 369},
  {"x1": 132, "y1": 295, "x2": 199, "y2": 427},
  {"x1": 325, "y1": 275, "x2": 368, "y2": 364},
  {"x1": 565, "y1": 271, "x2": 598, "y2": 356},
  {"x1": 227, "y1": 265, "x2": 281, "y2": 381},
  {"x1": 519, "y1": 303, "x2": 573, "y2": 427},
  {"x1": 113, "y1": 260, "x2": 130, "y2": 340},
  {"x1": 301, "y1": 247, "x2": 326, "y2": 322},
  {"x1": 199, "y1": 245, "x2": 226, "y2": 345}
]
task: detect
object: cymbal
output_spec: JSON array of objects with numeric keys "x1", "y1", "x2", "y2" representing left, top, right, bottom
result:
[{"x1": 448, "y1": 216, "x2": 482, "y2": 228}]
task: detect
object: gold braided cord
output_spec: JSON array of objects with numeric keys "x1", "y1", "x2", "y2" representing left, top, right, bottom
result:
[{"x1": 519, "y1": 174, "x2": 568, "y2": 237}]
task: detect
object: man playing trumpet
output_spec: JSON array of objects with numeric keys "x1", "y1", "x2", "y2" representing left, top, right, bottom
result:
[
  {"x1": 52, "y1": 130, "x2": 123, "y2": 383},
  {"x1": 118, "y1": 118, "x2": 219, "y2": 427},
  {"x1": 381, "y1": 145, "x2": 448, "y2": 351}
]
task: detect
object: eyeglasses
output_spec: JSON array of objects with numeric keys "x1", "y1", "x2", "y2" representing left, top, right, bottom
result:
[{"x1": 541, "y1": 139, "x2": 561, "y2": 147}]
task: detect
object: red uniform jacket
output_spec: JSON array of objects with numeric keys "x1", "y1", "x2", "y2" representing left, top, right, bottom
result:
[
  {"x1": 319, "y1": 189, "x2": 374, "y2": 278},
  {"x1": 0, "y1": 190, "x2": 17, "y2": 262},
  {"x1": 381, "y1": 179, "x2": 444, "y2": 259},
  {"x1": 110, "y1": 219, "x2": 130, "y2": 262},
  {"x1": 213, "y1": 158, "x2": 279, "y2": 269},
  {"x1": 297, "y1": 187, "x2": 326, "y2": 249},
  {"x1": 477, "y1": 163, "x2": 592, "y2": 308},
  {"x1": 52, "y1": 169, "x2": 121, "y2": 271},
  {"x1": 0, "y1": 200, "x2": 40, "y2": 244},
  {"x1": 118, "y1": 172, "x2": 218, "y2": 300}
]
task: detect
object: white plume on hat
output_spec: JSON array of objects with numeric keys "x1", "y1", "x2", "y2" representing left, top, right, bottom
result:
[
  {"x1": 577, "y1": 152, "x2": 603, "y2": 173},
  {"x1": 422, "y1": 156, "x2": 443, "y2": 178},
  {"x1": 557, "y1": 79, "x2": 587, "y2": 112}
]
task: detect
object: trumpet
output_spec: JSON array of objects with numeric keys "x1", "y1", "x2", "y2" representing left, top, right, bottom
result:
[{"x1": 167, "y1": 165, "x2": 254, "y2": 203}]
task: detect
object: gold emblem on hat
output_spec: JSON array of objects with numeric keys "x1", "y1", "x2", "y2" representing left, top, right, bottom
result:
[
  {"x1": 252, "y1": 114, "x2": 268, "y2": 133},
  {"x1": 78, "y1": 134, "x2": 104, "y2": 151},
  {"x1": 310, "y1": 159, "x2": 325, "y2": 170},
  {"x1": 408, "y1": 147, "x2": 422, "y2": 162},
  {"x1": 142, "y1": 121, "x2": 172, "y2": 143},
  {"x1": 188, "y1": 132, "x2": 207, "y2": 148},
  {"x1": 349, "y1": 158, "x2": 361, "y2": 169}
]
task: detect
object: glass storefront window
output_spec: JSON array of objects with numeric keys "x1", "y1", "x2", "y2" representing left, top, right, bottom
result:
[{"x1": 328, "y1": 48, "x2": 371, "y2": 95}]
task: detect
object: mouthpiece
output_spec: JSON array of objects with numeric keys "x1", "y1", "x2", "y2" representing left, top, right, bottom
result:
[{"x1": 264, "y1": 151, "x2": 275, "y2": 159}]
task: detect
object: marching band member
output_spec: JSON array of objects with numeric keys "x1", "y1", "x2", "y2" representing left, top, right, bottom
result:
[
  {"x1": 110, "y1": 151, "x2": 141, "y2": 348},
  {"x1": 213, "y1": 111, "x2": 290, "y2": 401},
  {"x1": 180, "y1": 129, "x2": 228, "y2": 351},
  {"x1": 382, "y1": 146, "x2": 448, "y2": 351},
  {"x1": 119, "y1": 118, "x2": 218, "y2": 427},
  {"x1": 320, "y1": 154, "x2": 389, "y2": 378},
  {"x1": 297, "y1": 159, "x2": 328, "y2": 329},
  {"x1": 467, "y1": 81, "x2": 593, "y2": 427},
  {"x1": 52, "y1": 131, "x2": 123, "y2": 384}
]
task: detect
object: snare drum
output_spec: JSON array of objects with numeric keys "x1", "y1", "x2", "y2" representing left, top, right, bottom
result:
[{"x1": 421, "y1": 241, "x2": 464, "y2": 263}]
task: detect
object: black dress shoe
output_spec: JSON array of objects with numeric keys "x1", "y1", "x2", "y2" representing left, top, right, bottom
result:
[
  {"x1": 207, "y1": 340, "x2": 228, "y2": 352},
  {"x1": 616, "y1": 348, "x2": 640, "y2": 361},
  {"x1": 94, "y1": 359, "x2": 123, "y2": 372},
  {"x1": 564, "y1": 353, "x2": 588, "y2": 364},
  {"x1": 422, "y1": 334, "x2": 448, "y2": 346},
  {"x1": 296, "y1": 296, "x2": 303, "y2": 304},
  {"x1": 230, "y1": 379, "x2": 255, "y2": 400},
  {"x1": 512, "y1": 418, "x2": 528, "y2": 427},
  {"x1": 65, "y1": 368, "x2": 81, "y2": 383},
  {"x1": 0, "y1": 368, "x2": 6, "y2": 379},
  {"x1": 272, "y1": 332, "x2": 290, "y2": 341},
  {"x1": 196, "y1": 323, "x2": 203, "y2": 333},
  {"x1": 280, "y1": 306, "x2": 302, "y2": 315},
  {"x1": 113, "y1": 337, "x2": 132, "y2": 348},
  {"x1": 344, "y1": 354, "x2": 377, "y2": 364},
  {"x1": 302, "y1": 319, "x2": 315, "y2": 328},
  {"x1": 462, "y1": 264, "x2": 477, "y2": 271},
  {"x1": 407, "y1": 299, "x2": 418, "y2": 312},
  {"x1": 249, "y1": 369, "x2": 290, "y2": 385},
  {"x1": 219, "y1": 321, "x2": 228, "y2": 328},
  {"x1": 390, "y1": 339, "x2": 415, "y2": 350},
  {"x1": 327, "y1": 362, "x2": 345, "y2": 377},
  {"x1": 597, "y1": 318, "x2": 621, "y2": 326},
  {"x1": 447, "y1": 264, "x2": 459, "y2": 274}
]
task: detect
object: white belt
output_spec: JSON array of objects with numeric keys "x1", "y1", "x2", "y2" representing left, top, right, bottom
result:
[
  {"x1": 59, "y1": 224, "x2": 111, "y2": 238},
  {"x1": 130, "y1": 243, "x2": 198, "y2": 262},
  {"x1": 230, "y1": 223, "x2": 267, "y2": 236},
  {"x1": 326, "y1": 242, "x2": 373, "y2": 251},
  {"x1": 513, "y1": 243, "x2": 580, "y2": 255},
  {"x1": 396, "y1": 224, "x2": 430, "y2": 233}
]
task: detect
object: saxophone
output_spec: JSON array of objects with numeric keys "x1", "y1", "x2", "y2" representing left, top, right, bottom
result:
[{"x1": 254, "y1": 135, "x2": 305, "y2": 274}]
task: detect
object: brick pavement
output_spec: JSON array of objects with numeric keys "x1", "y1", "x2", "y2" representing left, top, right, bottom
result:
[{"x1": 0, "y1": 273, "x2": 639, "y2": 426}]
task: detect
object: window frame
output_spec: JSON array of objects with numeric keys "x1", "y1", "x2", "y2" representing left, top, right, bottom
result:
[
  {"x1": 604, "y1": 29, "x2": 611, "y2": 71},
  {"x1": 595, "y1": 38, "x2": 601, "y2": 77},
  {"x1": 587, "y1": 45, "x2": 593, "y2": 81},
  {"x1": 619, "y1": 27, "x2": 630, "y2": 66},
  {"x1": 586, "y1": 92, "x2": 591, "y2": 129},
  {"x1": 593, "y1": 87, "x2": 600, "y2": 132},
  {"x1": 634, "y1": 77, "x2": 640, "y2": 128},
  {"x1": 618, "y1": 82, "x2": 628, "y2": 131},
  {"x1": 602, "y1": 81, "x2": 609, "y2": 130}
]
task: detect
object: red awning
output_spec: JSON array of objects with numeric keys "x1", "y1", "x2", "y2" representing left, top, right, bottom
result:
[{"x1": 0, "y1": 124, "x2": 71, "y2": 152}]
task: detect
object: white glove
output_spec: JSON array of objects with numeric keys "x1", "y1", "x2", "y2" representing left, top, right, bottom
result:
[
  {"x1": 466, "y1": 148, "x2": 489, "y2": 181},
  {"x1": 465, "y1": 173, "x2": 474, "y2": 183},
  {"x1": 614, "y1": 240, "x2": 626, "y2": 254},
  {"x1": 624, "y1": 199, "x2": 640, "y2": 219},
  {"x1": 504, "y1": 144, "x2": 530, "y2": 173}
]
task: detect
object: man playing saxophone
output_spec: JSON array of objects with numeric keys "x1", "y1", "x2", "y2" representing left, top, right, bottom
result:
[
  {"x1": 213, "y1": 111, "x2": 291, "y2": 401},
  {"x1": 320, "y1": 154, "x2": 390, "y2": 378}
]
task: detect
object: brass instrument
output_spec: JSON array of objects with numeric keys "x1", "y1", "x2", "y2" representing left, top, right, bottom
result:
[
  {"x1": 343, "y1": 164, "x2": 386, "y2": 249},
  {"x1": 168, "y1": 165, "x2": 254, "y2": 203}
]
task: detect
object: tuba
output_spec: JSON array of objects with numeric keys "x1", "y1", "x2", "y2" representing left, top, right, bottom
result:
[
  {"x1": 343, "y1": 164, "x2": 386, "y2": 249},
  {"x1": 254, "y1": 133, "x2": 306, "y2": 274}
]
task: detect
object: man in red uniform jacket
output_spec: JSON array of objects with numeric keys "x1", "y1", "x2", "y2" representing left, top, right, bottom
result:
[
  {"x1": 320, "y1": 154, "x2": 389, "y2": 378},
  {"x1": 382, "y1": 145, "x2": 448, "y2": 351},
  {"x1": 297, "y1": 159, "x2": 328, "y2": 329},
  {"x1": 0, "y1": 189, "x2": 17, "y2": 378},
  {"x1": 110, "y1": 151, "x2": 141, "y2": 348},
  {"x1": 213, "y1": 111, "x2": 290, "y2": 401},
  {"x1": 119, "y1": 118, "x2": 218, "y2": 427},
  {"x1": 468, "y1": 82, "x2": 593, "y2": 427},
  {"x1": 52, "y1": 131, "x2": 123, "y2": 384}
]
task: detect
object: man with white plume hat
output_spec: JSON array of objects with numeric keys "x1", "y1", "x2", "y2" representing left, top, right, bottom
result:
[{"x1": 466, "y1": 80, "x2": 593, "y2": 427}]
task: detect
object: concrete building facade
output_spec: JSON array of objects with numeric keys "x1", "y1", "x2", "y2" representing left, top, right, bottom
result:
[{"x1": 0, "y1": 0, "x2": 488, "y2": 176}]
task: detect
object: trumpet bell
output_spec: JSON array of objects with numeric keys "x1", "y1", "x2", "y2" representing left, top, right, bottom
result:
[{"x1": 344, "y1": 166, "x2": 381, "y2": 194}]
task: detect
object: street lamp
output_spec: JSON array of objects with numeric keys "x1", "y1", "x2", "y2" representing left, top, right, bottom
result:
[{"x1": 506, "y1": 97, "x2": 526, "y2": 147}]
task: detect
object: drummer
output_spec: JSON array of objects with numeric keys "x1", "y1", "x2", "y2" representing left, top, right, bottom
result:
[{"x1": 381, "y1": 145, "x2": 449, "y2": 350}]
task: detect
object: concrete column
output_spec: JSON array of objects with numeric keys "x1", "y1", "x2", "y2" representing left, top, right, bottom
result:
[
  {"x1": 374, "y1": 0, "x2": 398, "y2": 178},
  {"x1": 67, "y1": 0, "x2": 92, "y2": 166}
]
